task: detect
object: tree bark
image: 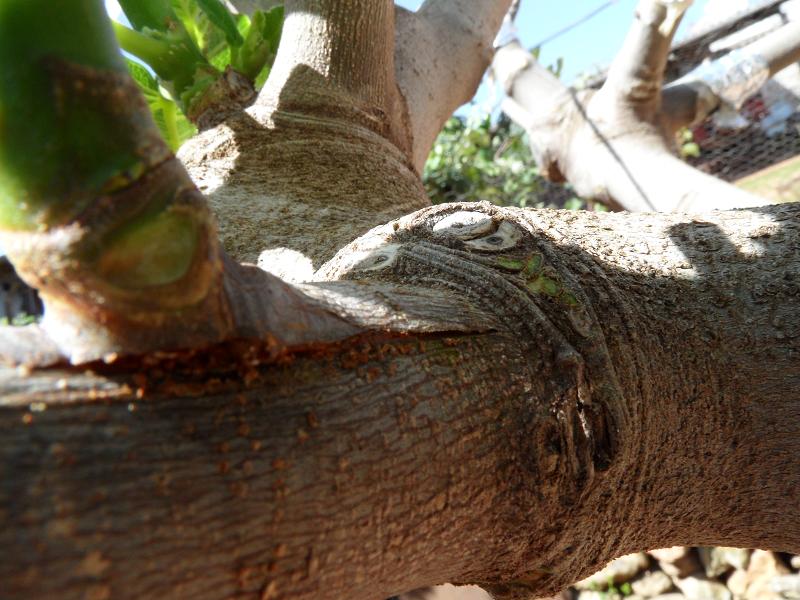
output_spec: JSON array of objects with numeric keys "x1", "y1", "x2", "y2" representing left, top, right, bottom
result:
[
  {"x1": 180, "y1": 0, "x2": 432, "y2": 273},
  {"x1": 3, "y1": 2, "x2": 800, "y2": 600},
  {"x1": 3, "y1": 201, "x2": 800, "y2": 600},
  {"x1": 182, "y1": 0, "x2": 515, "y2": 271}
]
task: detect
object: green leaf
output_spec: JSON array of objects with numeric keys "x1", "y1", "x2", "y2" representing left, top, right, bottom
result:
[
  {"x1": 151, "y1": 97, "x2": 197, "y2": 151},
  {"x1": 254, "y1": 63, "x2": 271, "y2": 90},
  {"x1": 523, "y1": 254, "x2": 543, "y2": 277},
  {"x1": 118, "y1": 0, "x2": 174, "y2": 32},
  {"x1": 548, "y1": 56, "x2": 564, "y2": 78},
  {"x1": 125, "y1": 58, "x2": 158, "y2": 92},
  {"x1": 171, "y1": 0, "x2": 203, "y2": 47},
  {"x1": 495, "y1": 256, "x2": 525, "y2": 272},
  {"x1": 197, "y1": 0, "x2": 243, "y2": 46},
  {"x1": 113, "y1": 20, "x2": 208, "y2": 97},
  {"x1": 234, "y1": 6, "x2": 284, "y2": 80},
  {"x1": 126, "y1": 59, "x2": 196, "y2": 150},
  {"x1": 209, "y1": 46, "x2": 232, "y2": 70}
]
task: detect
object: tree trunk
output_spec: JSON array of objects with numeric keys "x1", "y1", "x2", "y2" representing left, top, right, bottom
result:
[{"x1": 3, "y1": 201, "x2": 800, "y2": 599}]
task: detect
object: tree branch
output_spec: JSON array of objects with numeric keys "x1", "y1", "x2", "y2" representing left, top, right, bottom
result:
[
  {"x1": 602, "y1": 0, "x2": 692, "y2": 116},
  {"x1": 174, "y1": 0, "x2": 433, "y2": 271},
  {"x1": 394, "y1": 0, "x2": 514, "y2": 172},
  {"x1": 3, "y1": 201, "x2": 800, "y2": 599},
  {"x1": 493, "y1": 0, "x2": 772, "y2": 212},
  {"x1": 0, "y1": 0, "x2": 234, "y2": 362},
  {"x1": 492, "y1": 42, "x2": 575, "y2": 184},
  {"x1": 254, "y1": 0, "x2": 406, "y2": 146}
]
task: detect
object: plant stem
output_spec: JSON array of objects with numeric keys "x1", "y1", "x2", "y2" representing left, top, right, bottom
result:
[
  {"x1": 161, "y1": 97, "x2": 181, "y2": 150},
  {"x1": 111, "y1": 20, "x2": 210, "y2": 100},
  {"x1": 0, "y1": 0, "x2": 230, "y2": 361},
  {"x1": 0, "y1": 0, "x2": 140, "y2": 229}
]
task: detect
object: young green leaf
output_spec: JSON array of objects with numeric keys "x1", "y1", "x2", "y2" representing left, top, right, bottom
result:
[
  {"x1": 113, "y1": 20, "x2": 209, "y2": 96},
  {"x1": 124, "y1": 59, "x2": 196, "y2": 150},
  {"x1": 234, "y1": 6, "x2": 284, "y2": 80},
  {"x1": 171, "y1": 0, "x2": 203, "y2": 47},
  {"x1": 125, "y1": 58, "x2": 159, "y2": 92},
  {"x1": 197, "y1": 0, "x2": 244, "y2": 47}
]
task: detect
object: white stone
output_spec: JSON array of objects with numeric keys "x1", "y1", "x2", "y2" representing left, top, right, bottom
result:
[
  {"x1": 771, "y1": 574, "x2": 800, "y2": 599},
  {"x1": 673, "y1": 574, "x2": 732, "y2": 600},
  {"x1": 728, "y1": 568, "x2": 749, "y2": 597},
  {"x1": 741, "y1": 550, "x2": 790, "y2": 600},
  {"x1": 575, "y1": 553, "x2": 650, "y2": 590},
  {"x1": 650, "y1": 547, "x2": 701, "y2": 579},
  {"x1": 631, "y1": 570, "x2": 674, "y2": 597},
  {"x1": 577, "y1": 592, "x2": 622, "y2": 600},
  {"x1": 699, "y1": 547, "x2": 751, "y2": 578}
]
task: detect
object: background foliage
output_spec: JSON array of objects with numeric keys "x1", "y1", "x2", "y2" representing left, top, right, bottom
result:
[{"x1": 422, "y1": 114, "x2": 587, "y2": 209}]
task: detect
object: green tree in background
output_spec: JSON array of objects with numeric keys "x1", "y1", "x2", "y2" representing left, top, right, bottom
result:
[{"x1": 423, "y1": 114, "x2": 547, "y2": 207}]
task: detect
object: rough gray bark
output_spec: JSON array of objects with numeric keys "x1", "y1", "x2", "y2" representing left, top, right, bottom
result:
[
  {"x1": 3, "y1": 201, "x2": 800, "y2": 600},
  {"x1": 494, "y1": 0, "x2": 800, "y2": 213}
]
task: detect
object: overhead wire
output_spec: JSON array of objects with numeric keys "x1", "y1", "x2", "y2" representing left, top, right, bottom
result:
[{"x1": 531, "y1": 0, "x2": 621, "y2": 48}]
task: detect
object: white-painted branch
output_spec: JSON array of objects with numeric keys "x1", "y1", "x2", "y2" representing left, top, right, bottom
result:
[
  {"x1": 603, "y1": 0, "x2": 692, "y2": 115},
  {"x1": 493, "y1": 0, "x2": 773, "y2": 213}
]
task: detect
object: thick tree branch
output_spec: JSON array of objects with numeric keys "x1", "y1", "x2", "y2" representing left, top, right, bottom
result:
[
  {"x1": 254, "y1": 0, "x2": 406, "y2": 147},
  {"x1": 179, "y1": 0, "x2": 432, "y2": 270},
  {"x1": 3, "y1": 202, "x2": 800, "y2": 600},
  {"x1": 492, "y1": 43, "x2": 578, "y2": 185},
  {"x1": 394, "y1": 0, "x2": 514, "y2": 172}
]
